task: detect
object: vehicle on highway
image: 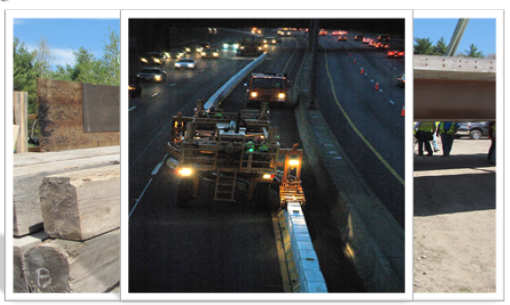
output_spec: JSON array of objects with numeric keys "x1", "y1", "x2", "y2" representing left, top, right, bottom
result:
[
  {"x1": 455, "y1": 121, "x2": 490, "y2": 139},
  {"x1": 184, "y1": 45, "x2": 204, "y2": 54},
  {"x1": 387, "y1": 50, "x2": 404, "y2": 58},
  {"x1": 166, "y1": 100, "x2": 304, "y2": 209},
  {"x1": 397, "y1": 74, "x2": 405, "y2": 88},
  {"x1": 208, "y1": 27, "x2": 217, "y2": 34},
  {"x1": 368, "y1": 39, "x2": 377, "y2": 47},
  {"x1": 199, "y1": 42, "x2": 211, "y2": 49},
  {"x1": 136, "y1": 67, "x2": 167, "y2": 82},
  {"x1": 251, "y1": 27, "x2": 262, "y2": 35},
  {"x1": 319, "y1": 29, "x2": 328, "y2": 36},
  {"x1": 237, "y1": 38, "x2": 264, "y2": 56},
  {"x1": 174, "y1": 58, "x2": 197, "y2": 70},
  {"x1": 201, "y1": 48, "x2": 220, "y2": 59},
  {"x1": 223, "y1": 40, "x2": 239, "y2": 50},
  {"x1": 165, "y1": 51, "x2": 183, "y2": 60},
  {"x1": 129, "y1": 77, "x2": 142, "y2": 97},
  {"x1": 331, "y1": 30, "x2": 341, "y2": 36},
  {"x1": 377, "y1": 35, "x2": 391, "y2": 42},
  {"x1": 362, "y1": 37, "x2": 371, "y2": 44},
  {"x1": 354, "y1": 35, "x2": 365, "y2": 41},
  {"x1": 140, "y1": 52, "x2": 167, "y2": 66},
  {"x1": 169, "y1": 47, "x2": 186, "y2": 57},
  {"x1": 245, "y1": 72, "x2": 291, "y2": 106},
  {"x1": 263, "y1": 37, "x2": 277, "y2": 45},
  {"x1": 338, "y1": 35, "x2": 347, "y2": 41},
  {"x1": 375, "y1": 42, "x2": 389, "y2": 50}
]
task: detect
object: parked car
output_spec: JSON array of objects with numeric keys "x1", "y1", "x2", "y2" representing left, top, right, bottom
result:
[
  {"x1": 455, "y1": 121, "x2": 490, "y2": 139},
  {"x1": 174, "y1": 58, "x2": 197, "y2": 70},
  {"x1": 136, "y1": 68, "x2": 167, "y2": 82}
]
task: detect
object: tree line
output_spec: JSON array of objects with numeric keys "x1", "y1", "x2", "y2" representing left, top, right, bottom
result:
[
  {"x1": 13, "y1": 28, "x2": 120, "y2": 115},
  {"x1": 414, "y1": 36, "x2": 494, "y2": 58}
]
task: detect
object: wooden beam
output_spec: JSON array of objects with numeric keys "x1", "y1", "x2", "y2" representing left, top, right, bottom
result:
[
  {"x1": 13, "y1": 231, "x2": 49, "y2": 292},
  {"x1": 14, "y1": 91, "x2": 28, "y2": 153},
  {"x1": 13, "y1": 146, "x2": 120, "y2": 236},
  {"x1": 37, "y1": 79, "x2": 119, "y2": 152},
  {"x1": 39, "y1": 165, "x2": 120, "y2": 241},
  {"x1": 24, "y1": 229, "x2": 119, "y2": 293}
]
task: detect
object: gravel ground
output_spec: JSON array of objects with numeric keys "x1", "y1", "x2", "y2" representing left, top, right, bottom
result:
[{"x1": 413, "y1": 136, "x2": 496, "y2": 293}]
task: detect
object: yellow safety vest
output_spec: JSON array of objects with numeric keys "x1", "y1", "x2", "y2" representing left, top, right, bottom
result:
[{"x1": 418, "y1": 122, "x2": 435, "y2": 133}]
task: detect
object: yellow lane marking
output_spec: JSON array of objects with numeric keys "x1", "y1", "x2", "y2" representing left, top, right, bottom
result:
[{"x1": 320, "y1": 43, "x2": 405, "y2": 186}]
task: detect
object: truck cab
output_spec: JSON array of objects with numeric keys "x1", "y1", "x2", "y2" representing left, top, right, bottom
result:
[{"x1": 245, "y1": 72, "x2": 291, "y2": 106}]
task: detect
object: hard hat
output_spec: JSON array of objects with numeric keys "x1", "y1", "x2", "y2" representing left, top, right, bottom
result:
[{"x1": 254, "y1": 135, "x2": 264, "y2": 143}]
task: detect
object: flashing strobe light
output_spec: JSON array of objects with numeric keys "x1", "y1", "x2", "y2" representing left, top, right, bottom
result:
[{"x1": 178, "y1": 168, "x2": 192, "y2": 176}]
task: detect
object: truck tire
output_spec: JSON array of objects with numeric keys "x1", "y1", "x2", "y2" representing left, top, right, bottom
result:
[{"x1": 176, "y1": 178, "x2": 192, "y2": 207}]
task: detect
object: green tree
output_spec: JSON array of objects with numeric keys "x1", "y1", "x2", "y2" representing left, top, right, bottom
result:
[
  {"x1": 432, "y1": 37, "x2": 448, "y2": 55},
  {"x1": 99, "y1": 28, "x2": 120, "y2": 86},
  {"x1": 13, "y1": 37, "x2": 39, "y2": 114},
  {"x1": 35, "y1": 36, "x2": 54, "y2": 79},
  {"x1": 464, "y1": 43, "x2": 485, "y2": 58},
  {"x1": 414, "y1": 37, "x2": 433, "y2": 54}
]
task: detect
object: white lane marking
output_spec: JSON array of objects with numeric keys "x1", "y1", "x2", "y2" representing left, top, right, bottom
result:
[
  {"x1": 129, "y1": 178, "x2": 153, "y2": 218},
  {"x1": 370, "y1": 79, "x2": 374, "y2": 83},
  {"x1": 170, "y1": 83, "x2": 176, "y2": 87},
  {"x1": 389, "y1": 100, "x2": 395, "y2": 104},
  {"x1": 129, "y1": 106, "x2": 137, "y2": 112},
  {"x1": 379, "y1": 89, "x2": 383, "y2": 92},
  {"x1": 152, "y1": 153, "x2": 168, "y2": 176},
  {"x1": 152, "y1": 92, "x2": 159, "y2": 97}
]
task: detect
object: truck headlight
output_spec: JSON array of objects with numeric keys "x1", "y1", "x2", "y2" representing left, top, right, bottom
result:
[
  {"x1": 175, "y1": 63, "x2": 181, "y2": 67},
  {"x1": 154, "y1": 58, "x2": 160, "y2": 63},
  {"x1": 155, "y1": 75, "x2": 161, "y2": 80},
  {"x1": 201, "y1": 52, "x2": 206, "y2": 56},
  {"x1": 141, "y1": 58, "x2": 148, "y2": 63},
  {"x1": 178, "y1": 168, "x2": 192, "y2": 176}
]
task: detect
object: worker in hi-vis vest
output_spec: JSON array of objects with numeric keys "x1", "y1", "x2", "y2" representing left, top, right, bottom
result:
[
  {"x1": 414, "y1": 121, "x2": 436, "y2": 156},
  {"x1": 436, "y1": 122, "x2": 459, "y2": 157}
]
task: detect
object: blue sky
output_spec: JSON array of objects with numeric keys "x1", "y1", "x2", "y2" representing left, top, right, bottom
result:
[
  {"x1": 13, "y1": 19, "x2": 120, "y2": 69},
  {"x1": 414, "y1": 18, "x2": 496, "y2": 56}
]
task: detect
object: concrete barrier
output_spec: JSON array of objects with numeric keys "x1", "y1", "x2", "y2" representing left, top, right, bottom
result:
[
  {"x1": 293, "y1": 54, "x2": 405, "y2": 292},
  {"x1": 204, "y1": 53, "x2": 267, "y2": 110},
  {"x1": 278, "y1": 202, "x2": 327, "y2": 293}
]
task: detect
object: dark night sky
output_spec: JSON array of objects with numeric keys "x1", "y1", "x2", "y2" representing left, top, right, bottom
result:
[{"x1": 129, "y1": 18, "x2": 404, "y2": 35}]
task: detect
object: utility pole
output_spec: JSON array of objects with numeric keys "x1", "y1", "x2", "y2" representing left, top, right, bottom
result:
[
  {"x1": 308, "y1": 19, "x2": 319, "y2": 110},
  {"x1": 444, "y1": 19, "x2": 469, "y2": 57}
]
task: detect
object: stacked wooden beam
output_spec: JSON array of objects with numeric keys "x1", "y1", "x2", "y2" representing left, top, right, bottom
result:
[{"x1": 13, "y1": 146, "x2": 120, "y2": 293}]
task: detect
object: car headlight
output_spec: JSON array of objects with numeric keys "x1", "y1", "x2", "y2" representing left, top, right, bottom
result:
[
  {"x1": 278, "y1": 93, "x2": 286, "y2": 99},
  {"x1": 175, "y1": 63, "x2": 181, "y2": 67},
  {"x1": 263, "y1": 40, "x2": 267, "y2": 43},
  {"x1": 155, "y1": 75, "x2": 161, "y2": 80},
  {"x1": 154, "y1": 59, "x2": 161, "y2": 63},
  {"x1": 185, "y1": 48, "x2": 190, "y2": 52},
  {"x1": 141, "y1": 58, "x2": 148, "y2": 63},
  {"x1": 251, "y1": 92, "x2": 258, "y2": 97},
  {"x1": 258, "y1": 47, "x2": 262, "y2": 50},
  {"x1": 201, "y1": 52, "x2": 206, "y2": 56},
  {"x1": 272, "y1": 40, "x2": 276, "y2": 43},
  {"x1": 189, "y1": 64, "x2": 195, "y2": 68},
  {"x1": 223, "y1": 44, "x2": 228, "y2": 48},
  {"x1": 213, "y1": 53, "x2": 218, "y2": 56},
  {"x1": 177, "y1": 168, "x2": 192, "y2": 176},
  {"x1": 240, "y1": 46, "x2": 244, "y2": 50}
]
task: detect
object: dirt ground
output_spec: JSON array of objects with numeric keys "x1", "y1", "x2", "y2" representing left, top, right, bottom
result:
[{"x1": 413, "y1": 136, "x2": 496, "y2": 293}]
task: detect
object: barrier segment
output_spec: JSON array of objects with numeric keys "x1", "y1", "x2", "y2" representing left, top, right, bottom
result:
[
  {"x1": 204, "y1": 53, "x2": 267, "y2": 110},
  {"x1": 278, "y1": 202, "x2": 328, "y2": 293}
]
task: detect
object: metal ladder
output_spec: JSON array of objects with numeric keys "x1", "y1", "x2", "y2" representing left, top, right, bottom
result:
[{"x1": 213, "y1": 170, "x2": 237, "y2": 201}]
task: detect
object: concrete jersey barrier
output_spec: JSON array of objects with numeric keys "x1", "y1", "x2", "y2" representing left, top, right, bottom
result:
[{"x1": 204, "y1": 53, "x2": 267, "y2": 110}]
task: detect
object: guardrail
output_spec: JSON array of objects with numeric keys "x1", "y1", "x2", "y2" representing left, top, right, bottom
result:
[
  {"x1": 278, "y1": 202, "x2": 327, "y2": 293},
  {"x1": 204, "y1": 53, "x2": 267, "y2": 110}
]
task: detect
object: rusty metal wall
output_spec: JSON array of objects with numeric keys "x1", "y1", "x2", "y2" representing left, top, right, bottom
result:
[{"x1": 414, "y1": 79, "x2": 495, "y2": 121}]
